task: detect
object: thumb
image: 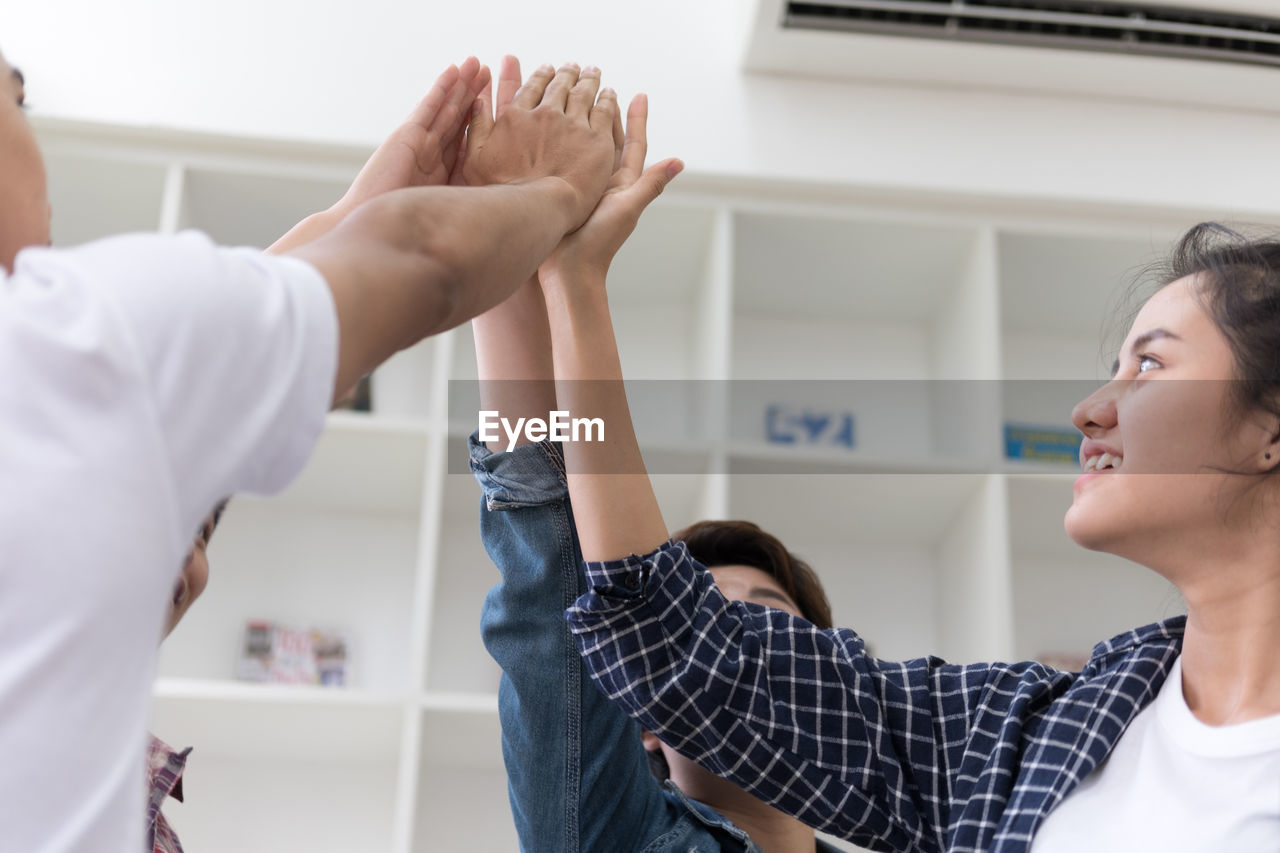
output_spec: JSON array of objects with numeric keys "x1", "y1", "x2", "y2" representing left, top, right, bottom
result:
[
  {"x1": 631, "y1": 158, "x2": 683, "y2": 208},
  {"x1": 448, "y1": 130, "x2": 469, "y2": 187},
  {"x1": 466, "y1": 92, "x2": 494, "y2": 153}
]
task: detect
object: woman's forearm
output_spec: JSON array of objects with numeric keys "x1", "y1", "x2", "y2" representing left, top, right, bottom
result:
[{"x1": 544, "y1": 278, "x2": 669, "y2": 560}]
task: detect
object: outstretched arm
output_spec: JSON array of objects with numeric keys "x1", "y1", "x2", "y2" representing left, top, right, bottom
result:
[
  {"x1": 539, "y1": 93, "x2": 682, "y2": 559},
  {"x1": 539, "y1": 97, "x2": 1063, "y2": 850},
  {"x1": 474, "y1": 74, "x2": 694, "y2": 851},
  {"x1": 471, "y1": 57, "x2": 555, "y2": 429},
  {"x1": 287, "y1": 62, "x2": 618, "y2": 403},
  {"x1": 269, "y1": 57, "x2": 490, "y2": 254}
]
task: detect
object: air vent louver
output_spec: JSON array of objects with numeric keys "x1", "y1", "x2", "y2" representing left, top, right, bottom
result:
[{"x1": 785, "y1": 1, "x2": 1280, "y2": 67}]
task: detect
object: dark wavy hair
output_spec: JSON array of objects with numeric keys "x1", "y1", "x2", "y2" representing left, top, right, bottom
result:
[{"x1": 1158, "y1": 223, "x2": 1280, "y2": 424}]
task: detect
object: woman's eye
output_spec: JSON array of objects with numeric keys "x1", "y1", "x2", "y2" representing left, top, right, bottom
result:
[{"x1": 1137, "y1": 354, "x2": 1160, "y2": 373}]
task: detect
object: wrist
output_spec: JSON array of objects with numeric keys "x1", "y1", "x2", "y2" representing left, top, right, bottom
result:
[
  {"x1": 526, "y1": 176, "x2": 586, "y2": 232},
  {"x1": 539, "y1": 262, "x2": 607, "y2": 301}
]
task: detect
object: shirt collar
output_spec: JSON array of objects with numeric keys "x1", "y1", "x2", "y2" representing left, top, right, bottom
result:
[
  {"x1": 1089, "y1": 614, "x2": 1186, "y2": 663},
  {"x1": 146, "y1": 734, "x2": 191, "y2": 822}
]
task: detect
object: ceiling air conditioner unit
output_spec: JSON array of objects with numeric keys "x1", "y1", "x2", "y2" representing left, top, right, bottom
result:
[{"x1": 744, "y1": 0, "x2": 1280, "y2": 113}]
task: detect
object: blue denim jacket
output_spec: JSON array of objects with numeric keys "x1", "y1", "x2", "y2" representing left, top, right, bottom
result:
[{"x1": 470, "y1": 434, "x2": 842, "y2": 853}]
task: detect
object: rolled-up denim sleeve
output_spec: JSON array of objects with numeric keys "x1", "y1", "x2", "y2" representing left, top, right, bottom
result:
[
  {"x1": 471, "y1": 434, "x2": 670, "y2": 852},
  {"x1": 566, "y1": 540, "x2": 1030, "y2": 851}
]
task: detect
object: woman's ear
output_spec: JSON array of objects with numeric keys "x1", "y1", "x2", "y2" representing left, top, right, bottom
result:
[{"x1": 1258, "y1": 409, "x2": 1280, "y2": 472}]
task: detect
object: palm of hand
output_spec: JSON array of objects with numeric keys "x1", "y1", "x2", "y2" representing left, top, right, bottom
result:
[
  {"x1": 550, "y1": 183, "x2": 637, "y2": 274},
  {"x1": 348, "y1": 123, "x2": 456, "y2": 203}
]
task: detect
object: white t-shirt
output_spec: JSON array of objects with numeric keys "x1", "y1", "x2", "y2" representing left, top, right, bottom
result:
[
  {"x1": 1032, "y1": 655, "x2": 1280, "y2": 852},
  {"x1": 0, "y1": 232, "x2": 337, "y2": 852}
]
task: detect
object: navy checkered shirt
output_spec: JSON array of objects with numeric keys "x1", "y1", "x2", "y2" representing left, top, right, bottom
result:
[{"x1": 566, "y1": 539, "x2": 1185, "y2": 852}]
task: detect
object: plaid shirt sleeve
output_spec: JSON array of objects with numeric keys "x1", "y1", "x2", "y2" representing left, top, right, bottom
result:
[
  {"x1": 146, "y1": 735, "x2": 189, "y2": 853},
  {"x1": 566, "y1": 540, "x2": 1075, "y2": 852}
]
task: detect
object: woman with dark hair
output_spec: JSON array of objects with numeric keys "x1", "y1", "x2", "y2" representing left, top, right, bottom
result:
[
  {"x1": 549, "y1": 217, "x2": 1280, "y2": 852},
  {"x1": 470, "y1": 58, "x2": 848, "y2": 852}
]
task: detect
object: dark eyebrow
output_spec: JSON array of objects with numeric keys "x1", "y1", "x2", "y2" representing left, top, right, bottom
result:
[
  {"x1": 11, "y1": 67, "x2": 23, "y2": 86},
  {"x1": 1111, "y1": 328, "x2": 1182, "y2": 377},
  {"x1": 748, "y1": 586, "x2": 800, "y2": 612}
]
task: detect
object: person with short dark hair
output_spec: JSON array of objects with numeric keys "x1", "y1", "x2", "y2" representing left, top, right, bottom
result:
[{"x1": 470, "y1": 58, "x2": 844, "y2": 852}]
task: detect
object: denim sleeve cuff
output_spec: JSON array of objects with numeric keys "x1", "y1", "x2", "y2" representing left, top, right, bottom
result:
[{"x1": 467, "y1": 430, "x2": 568, "y2": 510}]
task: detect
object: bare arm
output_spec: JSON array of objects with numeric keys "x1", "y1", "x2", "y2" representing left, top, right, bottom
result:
[
  {"x1": 288, "y1": 63, "x2": 618, "y2": 404},
  {"x1": 291, "y1": 177, "x2": 577, "y2": 404},
  {"x1": 269, "y1": 58, "x2": 489, "y2": 254},
  {"x1": 539, "y1": 94, "x2": 683, "y2": 559},
  {"x1": 471, "y1": 57, "x2": 556, "y2": 427}
]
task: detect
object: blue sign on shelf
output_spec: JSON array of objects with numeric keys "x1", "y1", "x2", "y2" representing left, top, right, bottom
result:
[
  {"x1": 765, "y1": 404, "x2": 856, "y2": 450},
  {"x1": 1004, "y1": 423, "x2": 1081, "y2": 464}
]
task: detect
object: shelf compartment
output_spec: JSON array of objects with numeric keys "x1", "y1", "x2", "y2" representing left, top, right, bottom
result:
[
  {"x1": 426, "y1": 448, "x2": 504, "y2": 696},
  {"x1": 176, "y1": 166, "x2": 349, "y2": 248},
  {"x1": 731, "y1": 212, "x2": 995, "y2": 381},
  {"x1": 998, "y1": 229, "x2": 1174, "y2": 381},
  {"x1": 726, "y1": 378, "x2": 1004, "y2": 467},
  {"x1": 158, "y1": 499, "x2": 420, "y2": 693},
  {"x1": 447, "y1": 203, "x2": 723, "y2": 383},
  {"x1": 413, "y1": 705, "x2": 514, "y2": 852},
  {"x1": 276, "y1": 412, "x2": 430, "y2": 515},
  {"x1": 42, "y1": 150, "x2": 169, "y2": 245},
  {"x1": 724, "y1": 459, "x2": 1001, "y2": 661},
  {"x1": 152, "y1": 679, "x2": 404, "y2": 761}
]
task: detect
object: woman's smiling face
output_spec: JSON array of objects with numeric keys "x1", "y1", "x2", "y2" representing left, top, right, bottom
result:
[{"x1": 1065, "y1": 274, "x2": 1279, "y2": 572}]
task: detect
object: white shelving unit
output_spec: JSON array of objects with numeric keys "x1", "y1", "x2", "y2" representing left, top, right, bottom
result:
[{"x1": 35, "y1": 116, "x2": 1221, "y2": 851}]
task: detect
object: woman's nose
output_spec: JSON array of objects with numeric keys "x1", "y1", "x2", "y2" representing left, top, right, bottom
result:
[{"x1": 1071, "y1": 380, "x2": 1120, "y2": 436}]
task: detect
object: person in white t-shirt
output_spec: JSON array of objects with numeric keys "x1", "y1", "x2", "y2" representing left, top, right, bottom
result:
[{"x1": 0, "y1": 50, "x2": 624, "y2": 852}]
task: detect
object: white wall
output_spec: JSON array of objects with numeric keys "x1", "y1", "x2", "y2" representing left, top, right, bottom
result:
[{"x1": 9, "y1": 0, "x2": 1280, "y2": 216}]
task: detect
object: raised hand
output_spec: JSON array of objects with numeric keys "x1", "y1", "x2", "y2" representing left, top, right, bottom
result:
[
  {"x1": 270, "y1": 58, "x2": 490, "y2": 253},
  {"x1": 462, "y1": 61, "x2": 617, "y2": 230},
  {"x1": 337, "y1": 57, "x2": 490, "y2": 213},
  {"x1": 538, "y1": 93, "x2": 683, "y2": 288}
]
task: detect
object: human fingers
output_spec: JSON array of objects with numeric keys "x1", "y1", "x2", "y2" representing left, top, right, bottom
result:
[
  {"x1": 539, "y1": 62, "x2": 581, "y2": 111},
  {"x1": 588, "y1": 86, "x2": 619, "y2": 135},
  {"x1": 623, "y1": 158, "x2": 683, "y2": 212},
  {"x1": 428, "y1": 61, "x2": 484, "y2": 145},
  {"x1": 495, "y1": 55, "x2": 522, "y2": 119},
  {"x1": 406, "y1": 63, "x2": 459, "y2": 129},
  {"x1": 458, "y1": 55, "x2": 481, "y2": 85},
  {"x1": 444, "y1": 74, "x2": 488, "y2": 179},
  {"x1": 448, "y1": 125, "x2": 469, "y2": 186},
  {"x1": 513, "y1": 63, "x2": 555, "y2": 109},
  {"x1": 469, "y1": 63, "x2": 492, "y2": 108},
  {"x1": 611, "y1": 95, "x2": 625, "y2": 172},
  {"x1": 566, "y1": 65, "x2": 601, "y2": 122},
  {"x1": 466, "y1": 84, "x2": 496, "y2": 154},
  {"x1": 618, "y1": 94, "x2": 648, "y2": 183}
]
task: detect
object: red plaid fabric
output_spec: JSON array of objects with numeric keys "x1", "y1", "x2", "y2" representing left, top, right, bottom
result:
[{"x1": 146, "y1": 735, "x2": 190, "y2": 853}]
